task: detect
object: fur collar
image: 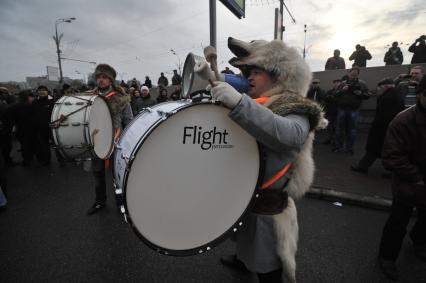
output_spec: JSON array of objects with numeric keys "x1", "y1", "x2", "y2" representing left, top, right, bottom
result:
[{"x1": 262, "y1": 91, "x2": 326, "y2": 131}]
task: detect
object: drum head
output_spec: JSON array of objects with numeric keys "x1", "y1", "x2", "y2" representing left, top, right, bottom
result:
[
  {"x1": 88, "y1": 97, "x2": 114, "y2": 160},
  {"x1": 125, "y1": 103, "x2": 260, "y2": 255}
]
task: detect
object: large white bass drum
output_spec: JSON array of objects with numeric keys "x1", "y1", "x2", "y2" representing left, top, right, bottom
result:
[
  {"x1": 113, "y1": 100, "x2": 262, "y2": 256},
  {"x1": 51, "y1": 95, "x2": 114, "y2": 160}
]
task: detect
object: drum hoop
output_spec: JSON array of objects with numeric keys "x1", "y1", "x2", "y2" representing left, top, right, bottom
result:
[
  {"x1": 51, "y1": 96, "x2": 92, "y2": 160},
  {"x1": 116, "y1": 100, "x2": 265, "y2": 256},
  {"x1": 86, "y1": 95, "x2": 114, "y2": 160}
]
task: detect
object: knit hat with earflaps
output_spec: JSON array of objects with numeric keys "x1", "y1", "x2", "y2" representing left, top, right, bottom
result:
[{"x1": 94, "y1": 64, "x2": 117, "y2": 83}]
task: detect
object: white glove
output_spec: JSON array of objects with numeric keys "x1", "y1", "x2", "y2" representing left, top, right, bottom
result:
[{"x1": 210, "y1": 81, "x2": 242, "y2": 109}]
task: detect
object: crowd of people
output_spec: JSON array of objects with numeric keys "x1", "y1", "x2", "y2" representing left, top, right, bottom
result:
[
  {"x1": 0, "y1": 35, "x2": 425, "y2": 282},
  {"x1": 325, "y1": 35, "x2": 426, "y2": 70}
]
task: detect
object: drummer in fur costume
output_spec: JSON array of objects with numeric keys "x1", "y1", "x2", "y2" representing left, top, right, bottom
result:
[
  {"x1": 84, "y1": 64, "x2": 133, "y2": 215},
  {"x1": 211, "y1": 37, "x2": 327, "y2": 282}
]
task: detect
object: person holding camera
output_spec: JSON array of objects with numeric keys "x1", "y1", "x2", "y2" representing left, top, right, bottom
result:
[
  {"x1": 349, "y1": 44, "x2": 372, "y2": 67},
  {"x1": 396, "y1": 66, "x2": 424, "y2": 108},
  {"x1": 384, "y1": 41, "x2": 403, "y2": 65},
  {"x1": 409, "y1": 35, "x2": 426, "y2": 64},
  {"x1": 333, "y1": 67, "x2": 369, "y2": 155}
]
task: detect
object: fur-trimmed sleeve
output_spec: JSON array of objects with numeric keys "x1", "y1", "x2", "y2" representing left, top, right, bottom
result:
[{"x1": 229, "y1": 95, "x2": 310, "y2": 152}]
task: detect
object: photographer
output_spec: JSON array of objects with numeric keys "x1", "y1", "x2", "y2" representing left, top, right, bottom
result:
[
  {"x1": 409, "y1": 35, "x2": 426, "y2": 64},
  {"x1": 384, "y1": 41, "x2": 403, "y2": 65},
  {"x1": 333, "y1": 67, "x2": 369, "y2": 154},
  {"x1": 349, "y1": 44, "x2": 372, "y2": 67},
  {"x1": 395, "y1": 66, "x2": 424, "y2": 107}
]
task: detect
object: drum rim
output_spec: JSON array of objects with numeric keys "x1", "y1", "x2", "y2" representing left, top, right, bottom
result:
[
  {"x1": 87, "y1": 95, "x2": 114, "y2": 160},
  {"x1": 115, "y1": 100, "x2": 265, "y2": 256}
]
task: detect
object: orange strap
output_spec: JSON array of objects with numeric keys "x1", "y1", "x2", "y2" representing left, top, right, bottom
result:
[
  {"x1": 254, "y1": 95, "x2": 292, "y2": 190},
  {"x1": 105, "y1": 91, "x2": 118, "y2": 98},
  {"x1": 114, "y1": 128, "x2": 122, "y2": 140},
  {"x1": 260, "y1": 163, "x2": 292, "y2": 190},
  {"x1": 255, "y1": 96, "x2": 269, "y2": 105}
]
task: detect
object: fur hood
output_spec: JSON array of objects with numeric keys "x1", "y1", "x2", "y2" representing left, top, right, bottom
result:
[{"x1": 228, "y1": 37, "x2": 312, "y2": 97}]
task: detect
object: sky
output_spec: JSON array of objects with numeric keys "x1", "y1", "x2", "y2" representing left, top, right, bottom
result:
[{"x1": 0, "y1": 0, "x2": 425, "y2": 83}]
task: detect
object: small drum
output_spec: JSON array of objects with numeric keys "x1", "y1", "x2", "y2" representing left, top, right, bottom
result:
[
  {"x1": 114, "y1": 100, "x2": 262, "y2": 256},
  {"x1": 51, "y1": 95, "x2": 114, "y2": 160}
]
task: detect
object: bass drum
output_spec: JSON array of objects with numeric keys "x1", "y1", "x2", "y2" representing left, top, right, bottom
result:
[
  {"x1": 113, "y1": 100, "x2": 262, "y2": 256},
  {"x1": 51, "y1": 95, "x2": 114, "y2": 160}
]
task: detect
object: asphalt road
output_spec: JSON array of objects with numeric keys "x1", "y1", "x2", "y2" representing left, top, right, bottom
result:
[{"x1": 1, "y1": 158, "x2": 425, "y2": 283}]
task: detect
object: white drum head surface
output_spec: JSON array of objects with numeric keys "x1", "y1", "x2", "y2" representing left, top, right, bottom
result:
[
  {"x1": 125, "y1": 104, "x2": 260, "y2": 252},
  {"x1": 89, "y1": 97, "x2": 114, "y2": 159}
]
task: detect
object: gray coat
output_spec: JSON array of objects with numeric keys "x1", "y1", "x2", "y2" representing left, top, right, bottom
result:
[{"x1": 229, "y1": 95, "x2": 310, "y2": 273}]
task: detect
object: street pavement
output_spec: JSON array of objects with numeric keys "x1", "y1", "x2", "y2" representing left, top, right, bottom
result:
[{"x1": 1, "y1": 129, "x2": 424, "y2": 282}]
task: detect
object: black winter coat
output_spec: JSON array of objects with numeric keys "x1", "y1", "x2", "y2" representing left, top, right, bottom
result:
[
  {"x1": 382, "y1": 104, "x2": 426, "y2": 207},
  {"x1": 409, "y1": 42, "x2": 426, "y2": 64},
  {"x1": 32, "y1": 97, "x2": 54, "y2": 133},
  {"x1": 365, "y1": 88, "x2": 405, "y2": 157}
]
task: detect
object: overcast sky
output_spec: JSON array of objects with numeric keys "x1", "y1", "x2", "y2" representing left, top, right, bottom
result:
[{"x1": 0, "y1": 0, "x2": 425, "y2": 83}]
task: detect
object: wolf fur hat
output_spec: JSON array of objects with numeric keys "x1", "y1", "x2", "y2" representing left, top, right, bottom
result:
[
  {"x1": 228, "y1": 37, "x2": 312, "y2": 97},
  {"x1": 94, "y1": 64, "x2": 117, "y2": 83}
]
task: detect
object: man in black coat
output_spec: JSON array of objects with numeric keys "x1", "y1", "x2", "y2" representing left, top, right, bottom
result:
[
  {"x1": 325, "y1": 49, "x2": 346, "y2": 70},
  {"x1": 8, "y1": 90, "x2": 36, "y2": 166},
  {"x1": 384, "y1": 41, "x2": 403, "y2": 65},
  {"x1": 32, "y1": 85, "x2": 54, "y2": 165},
  {"x1": 409, "y1": 35, "x2": 426, "y2": 64},
  {"x1": 351, "y1": 78, "x2": 405, "y2": 173},
  {"x1": 377, "y1": 75, "x2": 426, "y2": 280},
  {"x1": 349, "y1": 44, "x2": 372, "y2": 67}
]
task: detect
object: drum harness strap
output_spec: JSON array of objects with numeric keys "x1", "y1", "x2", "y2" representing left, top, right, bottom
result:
[{"x1": 253, "y1": 96, "x2": 293, "y2": 214}]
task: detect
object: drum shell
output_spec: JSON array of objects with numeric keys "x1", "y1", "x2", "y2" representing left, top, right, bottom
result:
[
  {"x1": 51, "y1": 95, "x2": 114, "y2": 160},
  {"x1": 113, "y1": 101, "x2": 264, "y2": 256}
]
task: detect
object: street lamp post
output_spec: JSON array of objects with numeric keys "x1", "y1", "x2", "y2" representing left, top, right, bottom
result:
[
  {"x1": 53, "y1": 17, "x2": 76, "y2": 84},
  {"x1": 170, "y1": 49, "x2": 182, "y2": 75}
]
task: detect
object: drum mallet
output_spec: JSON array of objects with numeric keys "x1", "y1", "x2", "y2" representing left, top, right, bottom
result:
[
  {"x1": 194, "y1": 59, "x2": 216, "y2": 87},
  {"x1": 204, "y1": 46, "x2": 221, "y2": 82}
]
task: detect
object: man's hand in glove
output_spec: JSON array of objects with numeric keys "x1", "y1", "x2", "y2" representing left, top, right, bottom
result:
[{"x1": 209, "y1": 81, "x2": 242, "y2": 109}]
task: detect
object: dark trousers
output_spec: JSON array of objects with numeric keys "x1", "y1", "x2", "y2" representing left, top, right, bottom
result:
[
  {"x1": 0, "y1": 151, "x2": 8, "y2": 196},
  {"x1": 93, "y1": 165, "x2": 106, "y2": 204},
  {"x1": 257, "y1": 268, "x2": 282, "y2": 283},
  {"x1": 34, "y1": 130, "x2": 51, "y2": 165},
  {"x1": 335, "y1": 109, "x2": 359, "y2": 151},
  {"x1": 325, "y1": 114, "x2": 337, "y2": 143},
  {"x1": 357, "y1": 151, "x2": 377, "y2": 170},
  {"x1": 379, "y1": 198, "x2": 426, "y2": 261}
]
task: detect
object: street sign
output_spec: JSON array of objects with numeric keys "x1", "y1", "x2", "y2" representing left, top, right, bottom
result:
[
  {"x1": 219, "y1": 0, "x2": 245, "y2": 19},
  {"x1": 47, "y1": 66, "x2": 59, "y2": 81}
]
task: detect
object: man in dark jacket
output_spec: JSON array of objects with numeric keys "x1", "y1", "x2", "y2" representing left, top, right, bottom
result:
[
  {"x1": 334, "y1": 67, "x2": 369, "y2": 154},
  {"x1": 322, "y1": 79, "x2": 341, "y2": 145},
  {"x1": 409, "y1": 35, "x2": 426, "y2": 64},
  {"x1": 157, "y1": 72, "x2": 169, "y2": 87},
  {"x1": 306, "y1": 79, "x2": 325, "y2": 103},
  {"x1": 32, "y1": 85, "x2": 54, "y2": 165},
  {"x1": 144, "y1": 76, "x2": 152, "y2": 88},
  {"x1": 378, "y1": 75, "x2": 426, "y2": 280},
  {"x1": 171, "y1": 69, "x2": 182, "y2": 86},
  {"x1": 325, "y1": 49, "x2": 346, "y2": 70},
  {"x1": 396, "y1": 66, "x2": 424, "y2": 108},
  {"x1": 349, "y1": 44, "x2": 372, "y2": 67},
  {"x1": 351, "y1": 78, "x2": 405, "y2": 173},
  {"x1": 8, "y1": 90, "x2": 36, "y2": 166},
  {"x1": 384, "y1": 41, "x2": 403, "y2": 65}
]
